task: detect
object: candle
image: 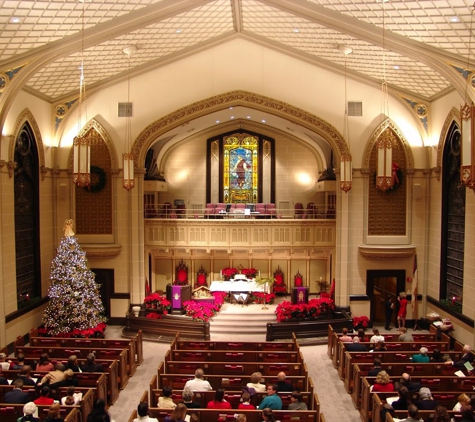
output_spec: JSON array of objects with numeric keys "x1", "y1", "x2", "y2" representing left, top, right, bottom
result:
[{"x1": 452, "y1": 296, "x2": 456, "y2": 306}]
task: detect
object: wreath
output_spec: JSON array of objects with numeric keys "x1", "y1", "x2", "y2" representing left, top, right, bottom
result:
[
  {"x1": 374, "y1": 162, "x2": 403, "y2": 192},
  {"x1": 84, "y1": 166, "x2": 107, "y2": 193}
]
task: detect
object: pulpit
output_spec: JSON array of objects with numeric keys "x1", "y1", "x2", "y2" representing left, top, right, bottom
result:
[
  {"x1": 291, "y1": 286, "x2": 309, "y2": 304},
  {"x1": 166, "y1": 284, "x2": 191, "y2": 315}
]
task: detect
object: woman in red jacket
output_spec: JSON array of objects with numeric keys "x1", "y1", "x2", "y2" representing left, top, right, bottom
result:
[
  {"x1": 397, "y1": 291, "x2": 408, "y2": 329},
  {"x1": 372, "y1": 371, "x2": 395, "y2": 392},
  {"x1": 206, "y1": 389, "x2": 232, "y2": 409}
]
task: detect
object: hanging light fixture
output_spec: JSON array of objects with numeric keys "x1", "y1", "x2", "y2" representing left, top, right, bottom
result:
[
  {"x1": 375, "y1": 0, "x2": 393, "y2": 192},
  {"x1": 339, "y1": 44, "x2": 353, "y2": 193},
  {"x1": 122, "y1": 45, "x2": 137, "y2": 191},
  {"x1": 73, "y1": 0, "x2": 91, "y2": 187},
  {"x1": 460, "y1": 2, "x2": 475, "y2": 192}
]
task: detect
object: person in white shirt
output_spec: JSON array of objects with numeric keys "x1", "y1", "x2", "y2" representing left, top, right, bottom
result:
[
  {"x1": 158, "y1": 386, "x2": 177, "y2": 408},
  {"x1": 183, "y1": 368, "x2": 212, "y2": 392},
  {"x1": 369, "y1": 328, "x2": 385, "y2": 344},
  {"x1": 0, "y1": 353, "x2": 10, "y2": 371},
  {"x1": 133, "y1": 402, "x2": 158, "y2": 422}
]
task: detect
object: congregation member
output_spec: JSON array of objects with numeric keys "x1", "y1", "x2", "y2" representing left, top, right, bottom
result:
[
  {"x1": 261, "y1": 408, "x2": 279, "y2": 422},
  {"x1": 390, "y1": 386, "x2": 410, "y2": 410},
  {"x1": 368, "y1": 358, "x2": 383, "y2": 376},
  {"x1": 459, "y1": 405, "x2": 475, "y2": 422},
  {"x1": 10, "y1": 353, "x2": 26, "y2": 370},
  {"x1": 61, "y1": 385, "x2": 82, "y2": 405},
  {"x1": 258, "y1": 384, "x2": 283, "y2": 410},
  {"x1": 81, "y1": 353, "x2": 103, "y2": 373},
  {"x1": 235, "y1": 415, "x2": 247, "y2": 422},
  {"x1": 164, "y1": 403, "x2": 188, "y2": 422},
  {"x1": 412, "y1": 347, "x2": 430, "y2": 363},
  {"x1": 87, "y1": 399, "x2": 114, "y2": 422},
  {"x1": 45, "y1": 403, "x2": 64, "y2": 422},
  {"x1": 416, "y1": 387, "x2": 438, "y2": 410},
  {"x1": 275, "y1": 371, "x2": 293, "y2": 392},
  {"x1": 65, "y1": 355, "x2": 81, "y2": 372},
  {"x1": 206, "y1": 389, "x2": 232, "y2": 409},
  {"x1": 180, "y1": 388, "x2": 201, "y2": 408},
  {"x1": 18, "y1": 402, "x2": 39, "y2": 422},
  {"x1": 0, "y1": 374, "x2": 8, "y2": 385},
  {"x1": 133, "y1": 402, "x2": 159, "y2": 422},
  {"x1": 445, "y1": 345, "x2": 474, "y2": 368},
  {"x1": 453, "y1": 393, "x2": 471, "y2": 412},
  {"x1": 398, "y1": 327, "x2": 414, "y2": 342},
  {"x1": 431, "y1": 349, "x2": 445, "y2": 363},
  {"x1": 385, "y1": 295, "x2": 395, "y2": 330},
  {"x1": 370, "y1": 328, "x2": 384, "y2": 344},
  {"x1": 5, "y1": 379, "x2": 29, "y2": 403},
  {"x1": 397, "y1": 292, "x2": 408, "y2": 329},
  {"x1": 18, "y1": 366, "x2": 36, "y2": 386},
  {"x1": 371, "y1": 371, "x2": 395, "y2": 392},
  {"x1": 238, "y1": 391, "x2": 256, "y2": 410},
  {"x1": 158, "y1": 386, "x2": 177, "y2": 409},
  {"x1": 38, "y1": 363, "x2": 67, "y2": 389},
  {"x1": 288, "y1": 391, "x2": 308, "y2": 410},
  {"x1": 433, "y1": 406, "x2": 451, "y2": 422},
  {"x1": 396, "y1": 373, "x2": 421, "y2": 393},
  {"x1": 346, "y1": 337, "x2": 367, "y2": 352},
  {"x1": 358, "y1": 328, "x2": 368, "y2": 342},
  {"x1": 34, "y1": 385, "x2": 54, "y2": 405},
  {"x1": 183, "y1": 368, "x2": 212, "y2": 392},
  {"x1": 339, "y1": 327, "x2": 352, "y2": 342},
  {"x1": 247, "y1": 371, "x2": 266, "y2": 393},
  {"x1": 36, "y1": 353, "x2": 54, "y2": 372},
  {"x1": 373, "y1": 340, "x2": 387, "y2": 351},
  {"x1": 0, "y1": 352, "x2": 10, "y2": 370},
  {"x1": 401, "y1": 404, "x2": 420, "y2": 422}
]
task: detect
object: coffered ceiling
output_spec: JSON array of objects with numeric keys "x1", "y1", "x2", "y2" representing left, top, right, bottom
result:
[{"x1": 0, "y1": 0, "x2": 473, "y2": 104}]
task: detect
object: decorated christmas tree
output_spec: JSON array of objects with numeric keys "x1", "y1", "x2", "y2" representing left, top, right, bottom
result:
[{"x1": 42, "y1": 219, "x2": 107, "y2": 337}]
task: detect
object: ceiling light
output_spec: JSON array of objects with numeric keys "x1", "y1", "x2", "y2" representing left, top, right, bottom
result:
[
  {"x1": 293, "y1": 28, "x2": 300, "y2": 33},
  {"x1": 450, "y1": 16, "x2": 460, "y2": 23},
  {"x1": 247, "y1": 116, "x2": 251, "y2": 119},
  {"x1": 261, "y1": 119, "x2": 266, "y2": 123},
  {"x1": 9, "y1": 17, "x2": 21, "y2": 24},
  {"x1": 337, "y1": 44, "x2": 352, "y2": 55},
  {"x1": 175, "y1": 29, "x2": 182, "y2": 33},
  {"x1": 216, "y1": 120, "x2": 220, "y2": 124},
  {"x1": 393, "y1": 65, "x2": 401, "y2": 70},
  {"x1": 230, "y1": 116, "x2": 235, "y2": 119},
  {"x1": 229, "y1": 107, "x2": 233, "y2": 110}
]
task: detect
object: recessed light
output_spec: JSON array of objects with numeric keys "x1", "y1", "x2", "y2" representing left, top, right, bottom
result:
[
  {"x1": 10, "y1": 17, "x2": 21, "y2": 24},
  {"x1": 261, "y1": 119, "x2": 266, "y2": 123},
  {"x1": 216, "y1": 120, "x2": 220, "y2": 124},
  {"x1": 247, "y1": 116, "x2": 251, "y2": 119},
  {"x1": 175, "y1": 29, "x2": 182, "y2": 33},
  {"x1": 229, "y1": 107, "x2": 233, "y2": 110},
  {"x1": 393, "y1": 65, "x2": 401, "y2": 70},
  {"x1": 293, "y1": 28, "x2": 300, "y2": 33},
  {"x1": 450, "y1": 16, "x2": 460, "y2": 23},
  {"x1": 230, "y1": 116, "x2": 235, "y2": 119}
]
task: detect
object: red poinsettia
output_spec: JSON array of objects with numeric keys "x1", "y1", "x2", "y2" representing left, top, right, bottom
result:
[
  {"x1": 275, "y1": 298, "x2": 335, "y2": 322},
  {"x1": 352, "y1": 315, "x2": 370, "y2": 328},
  {"x1": 242, "y1": 268, "x2": 258, "y2": 278},
  {"x1": 222, "y1": 267, "x2": 238, "y2": 278}
]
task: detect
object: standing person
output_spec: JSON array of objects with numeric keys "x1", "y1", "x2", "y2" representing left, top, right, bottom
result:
[
  {"x1": 133, "y1": 402, "x2": 158, "y2": 422},
  {"x1": 385, "y1": 295, "x2": 395, "y2": 330},
  {"x1": 183, "y1": 368, "x2": 212, "y2": 392},
  {"x1": 258, "y1": 385, "x2": 283, "y2": 410},
  {"x1": 397, "y1": 292, "x2": 408, "y2": 329}
]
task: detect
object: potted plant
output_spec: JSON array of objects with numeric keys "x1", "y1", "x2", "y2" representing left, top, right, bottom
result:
[
  {"x1": 352, "y1": 315, "x2": 370, "y2": 331},
  {"x1": 222, "y1": 267, "x2": 238, "y2": 280}
]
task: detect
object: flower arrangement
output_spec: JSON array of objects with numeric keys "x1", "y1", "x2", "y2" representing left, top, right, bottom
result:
[
  {"x1": 275, "y1": 298, "x2": 334, "y2": 322},
  {"x1": 222, "y1": 267, "x2": 238, "y2": 280},
  {"x1": 352, "y1": 315, "x2": 370, "y2": 328},
  {"x1": 242, "y1": 268, "x2": 258, "y2": 278},
  {"x1": 183, "y1": 300, "x2": 219, "y2": 322},
  {"x1": 251, "y1": 292, "x2": 276, "y2": 304},
  {"x1": 38, "y1": 322, "x2": 107, "y2": 338},
  {"x1": 143, "y1": 292, "x2": 171, "y2": 313}
]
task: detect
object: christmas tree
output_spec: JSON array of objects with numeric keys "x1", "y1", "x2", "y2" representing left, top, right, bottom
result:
[{"x1": 42, "y1": 219, "x2": 107, "y2": 337}]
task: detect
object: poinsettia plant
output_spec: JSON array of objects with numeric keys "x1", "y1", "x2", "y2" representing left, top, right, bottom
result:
[
  {"x1": 275, "y1": 298, "x2": 334, "y2": 322},
  {"x1": 143, "y1": 292, "x2": 171, "y2": 312},
  {"x1": 352, "y1": 315, "x2": 370, "y2": 328},
  {"x1": 38, "y1": 322, "x2": 107, "y2": 338},
  {"x1": 251, "y1": 292, "x2": 275, "y2": 304},
  {"x1": 222, "y1": 267, "x2": 238, "y2": 279},
  {"x1": 242, "y1": 268, "x2": 258, "y2": 278}
]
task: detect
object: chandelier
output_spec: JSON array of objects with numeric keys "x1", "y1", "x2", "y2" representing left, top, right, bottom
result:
[
  {"x1": 122, "y1": 45, "x2": 137, "y2": 191},
  {"x1": 339, "y1": 44, "x2": 353, "y2": 193},
  {"x1": 460, "y1": 2, "x2": 475, "y2": 192}
]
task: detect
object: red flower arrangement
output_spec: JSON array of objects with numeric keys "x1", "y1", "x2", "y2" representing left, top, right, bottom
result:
[
  {"x1": 242, "y1": 268, "x2": 258, "y2": 278},
  {"x1": 275, "y1": 298, "x2": 334, "y2": 322},
  {"x1": 222, "y1": 267, "x2": 238, "y2": 280},
  {"x1": 352, "y1": 315, "x2": 370, "y2": 328},
  {"x1": 251, "y1": 292, "x2": 275, "y2": 304},
  {"x1": 183, "y1": 300, "x2": 219, "y2": 322},
  {"x1": 146, "y1": 312, "x2": 165, "y2": 319},
  {"x1": 38, "y1": 322, "x2": 107, "y2": 339},
  {"x1": 143, "y1": 292, "x2": 171, "y2": 312}
]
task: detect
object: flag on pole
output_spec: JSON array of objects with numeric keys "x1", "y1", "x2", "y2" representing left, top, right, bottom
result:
[
  {"x1": 145, "y1": 278, "x2": 151, "y2": 296},
  {"x1": 411, "y1": 254, "x2": 418, "y2": 314},
  {"x1": 330, "y1": 278, "x2": 336, "y2": 301}
]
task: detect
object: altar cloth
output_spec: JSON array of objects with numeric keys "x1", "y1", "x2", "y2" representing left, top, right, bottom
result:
[{"x1": 210, "y1": 280, "x2": 267, "y2": 292}]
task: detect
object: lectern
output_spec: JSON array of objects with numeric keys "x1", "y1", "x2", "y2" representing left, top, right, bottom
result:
[
  {"x1": 166, "y1": 284, "x2": 191, "y2": 315},
  {"x1": 291, "y1": 286, "x2": 309, "y2": 305}
]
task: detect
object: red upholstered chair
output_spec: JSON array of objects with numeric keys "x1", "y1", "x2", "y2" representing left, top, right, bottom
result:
[
  {"x1": 160, "y1": 202, "x2": 172, "y2": 218},
  {"x1": 266, "y1": 203, "x2": 276, "y2": 218},
  {"x1": 256, "y1": 203, "x2": 266, "y2": 219},
  {"x1": 204, "y1": 203, "x2": 216, "y2": 218},
  {"x1": 174, "y1": 260, "x2": 188, "y2": 285},
  {"x1": 294, "y1": 271, "x2": 303, "y2": 287},
  {"x1": 273, "y1": 266, "x2": 287, "y2": 295},
  {"x1": 294, "y1": 202, "x2": 304, "y2": 218},
  {"x1": 195, "y1": 266, "x2": 208, "y2": 288},
  {"x1": 306, "y1": 202, "x2": 316, "y2": 219}
]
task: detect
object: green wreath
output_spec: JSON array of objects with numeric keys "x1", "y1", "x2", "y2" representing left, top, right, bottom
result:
[
  {"x1": 374, "y1": 168, "x2": 403, "y2": 192},
  {"x1": 84, "y1": 165, "x2": 107, "y2": 193}
]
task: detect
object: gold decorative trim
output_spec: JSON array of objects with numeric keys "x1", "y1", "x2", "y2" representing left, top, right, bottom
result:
[
  {"x1": 359, "y1": 245, "x2": 416, "y2": 259},
  {"x1": 436, "y1": 107, "x2": 459, "y2": 181},
  {"x1": 132, "y1": 90, "x2": 349, "y2": 165},
  {"x1": 82, "y1": 244, "x2": 122, "y2": 259}
]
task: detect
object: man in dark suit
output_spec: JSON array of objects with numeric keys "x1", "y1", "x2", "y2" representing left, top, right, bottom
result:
[
  {"x1": 5, "y1": 379, "x2": 29, "y2": 403},
  {"x1": 0, "y1": 375, "x2": 9, "y2": 385},
  {"x1": 446, "y1": 345, "x2": 474, "y2": 368},
  {"x1": 65, "y1": 355, "x2": 81, "y2": 372},
  {"x1": 275, "y1": 372, "x2": 294, "y2": 392},
  {"x1": 346, "y1": 337, "x2": 367, "y2": 352},
  {"x1": 395, "y1": 373, "x2": 421, "y2": 393},
  {"x1": 18, "y1": 365, "x2": 36, "y2": 386},
  {"x1": 80, "y1": 353, "x2": 103, "y2": 372},
  {"x1": 368, "y1": 358, "x2": 383, "y2": 376}
]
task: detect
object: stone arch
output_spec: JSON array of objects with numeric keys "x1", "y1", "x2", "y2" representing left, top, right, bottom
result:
[
  {"x1": 435, "y1": 107, "x2": 460, "y2": 181},
  {"x1": 132, "y1": 90, "x2": 349, "y2": 166},
  {"x1": 361, "y1": 118, "x2": 415, "y2": 170},
  {"x1": 9, "y1": 109, "x2": 46, "y2": 178},
  {"x1": 67, "y1": 118, "x2": 119, "y2": 170}
]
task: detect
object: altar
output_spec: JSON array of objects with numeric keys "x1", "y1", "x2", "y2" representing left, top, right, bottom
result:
[{"x1": 210, "y1": 280, "x2": 268, "y2": 293}]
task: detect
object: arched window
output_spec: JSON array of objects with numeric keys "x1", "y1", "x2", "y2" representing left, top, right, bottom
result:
[
  {"x1": 14, "y1": 122, "x2": 41, "y2": 309},
  {"x1": 440, "y1": 122, "x2": 464, "y2": 304}
]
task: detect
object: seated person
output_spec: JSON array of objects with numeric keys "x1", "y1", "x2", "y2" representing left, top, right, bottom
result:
[
  {"x1": 430, "y1": 349, "x2": 445, "y2": 363},
  {"x1": 445, "y1": 345, "x2": 474, "y2": 368},
  {"x1": 81, "y1": 353, "x2": 103, "y2": 373},
  {"x1": 346, "y1": 336, "x2": 367, "y2": 352},
  {"x1": 206, "y1": 389, "x2": 232, "y2": 409},
  {"x1": 397, "y1": 327, "x2": 414, "y2": 342},
  {"x1": 412, "y1": 347, "x2": 430, "y2": 363},
  {"x1": 370, "y1": 328, "x2": 384, "y2": 344},
  {"x1": 275, "y1": 371, "x2": 293, "y2": 392},
  {"x1": 61, "y1": 386, "x2": 82, "y2": 405},
  {"x1": 38, "y1": 363, "x2": 67, "y2": 389},
  {"x1": 238, "y1": 392, "x2": 256, "y2": 410},
  {"x1": 183, "y1": 368, "x2": 212, "y2": 392},
  {"x1": 371, "y1": 370, "x2": 395, "y2": 392},
  {"x1": 45, "y1": 403, "x2": 64, "y2": 422},
  {"x1": 288, "y1": 391, "x2": 308, "y2": 410},
  {"x1": 133, "y1": 402, "x2": 158, "y2": 422},
  {"x1": 180, "y1": 388, "x2": 200, "y2": 408},
  {"x1": 258, "y1": 384, "x2": 283, "y2": 410},
  {"x1": 368, "y1": 358, "x2": 383, "y2": 376},
  {"x1": 395, "y1": 373, "x2": 421, "y2": 393},
  {"x1": 358, "y1": 328, "x2": 369, "y2": 342},
  {"x1": 164, "y1": 403, "x2": 187, "y2": 422},
  {"x1": 390, "y1": 386, "x2": 409, "y2": 410},
  {"x1": 18, "y1": 365, "x2": 37, "y2": 386},
  {"x1": 459, "y1": 405, "x2": 475, "y2": 422},
  {"x1": 416, "y1": 387, "x2": 438, "y2": 410},
  {"x1": 158, "y1": 386, "x2": 177, "y2": 409},
  {"x1": 36, "y1": 353, "x2": 54, "y2": 372},
  {"x1": 339, "y1": 328, "x2": 353, "y2": 343},
  {"x1": 5, "y1": 379, "x2": 29, "y2": 404},
  {"x1": 18, "y1": 402, "x2": 40, "y2": 422},
  {"x1": 247, "y1": 371, "x2": 266, "y2": 393},
  {"x1": 372, "y1": 340, "x2": 387, "y2": 351},
  {"x1": 10, "y1": 353, "x2": 26, "y2": 370},
  {"x1": 34, "y1": 385, "x2": 54, "y2": 405},
  {"x1": 453, "y1": 393, "x2": 471, "y2": 412}
]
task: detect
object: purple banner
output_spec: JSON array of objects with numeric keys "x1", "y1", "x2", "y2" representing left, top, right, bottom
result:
[{"x1": 172, "y1": 285, "x2": 182, "y2": 309}]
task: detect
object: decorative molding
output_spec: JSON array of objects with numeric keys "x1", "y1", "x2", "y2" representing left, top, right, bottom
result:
[
  {"x1": 82, "y1": 244, "x2": 122, "y2": 259},
  {"x1": 358, "y1": 245, "x2": 416, "y2": 259},
  {"x1": 7, "y1": 161, "x2": 16, "y2": 178},
  {"x1": 436, "y1": 107, "x2": 459, "y2": 181},
  {"x1": 400, "y1": 96, "x2": 429, "y2": 135}
]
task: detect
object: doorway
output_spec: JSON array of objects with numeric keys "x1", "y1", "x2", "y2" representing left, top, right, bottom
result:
[
  {"x1": 366, "y1": 270, "x2": 406, "y2": 327},
  {"x1": 92, "y1": 268, "x2": 114, "y2": 319}
]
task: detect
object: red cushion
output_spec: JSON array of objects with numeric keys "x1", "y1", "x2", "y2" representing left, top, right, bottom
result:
[
  {"x1": 197, "y1": 274, "x2": 206, "y2": 286},
  {"x1": 177, "y1": 269, "x2": 187, "y2": 282},
  {"x1": 275, "y1": 274, "x2": 283, "y2": 285},
  {"x1": 295, "y1": 277, "x2": 303, "y2": 287}
]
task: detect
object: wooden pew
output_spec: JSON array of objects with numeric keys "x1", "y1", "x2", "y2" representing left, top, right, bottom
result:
[
  {"x1": 169, "y1": 349, "x2": 302, "y2": 363},
  {"x1": 346, "y1": 350, "x2": 463, "y2": 401},
  {"x1": 359, "y1": 375, "x2": 475, "y2": 422},
  {"x1": 0, "y1": 404, "x2": 80, "y2": 422}
]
